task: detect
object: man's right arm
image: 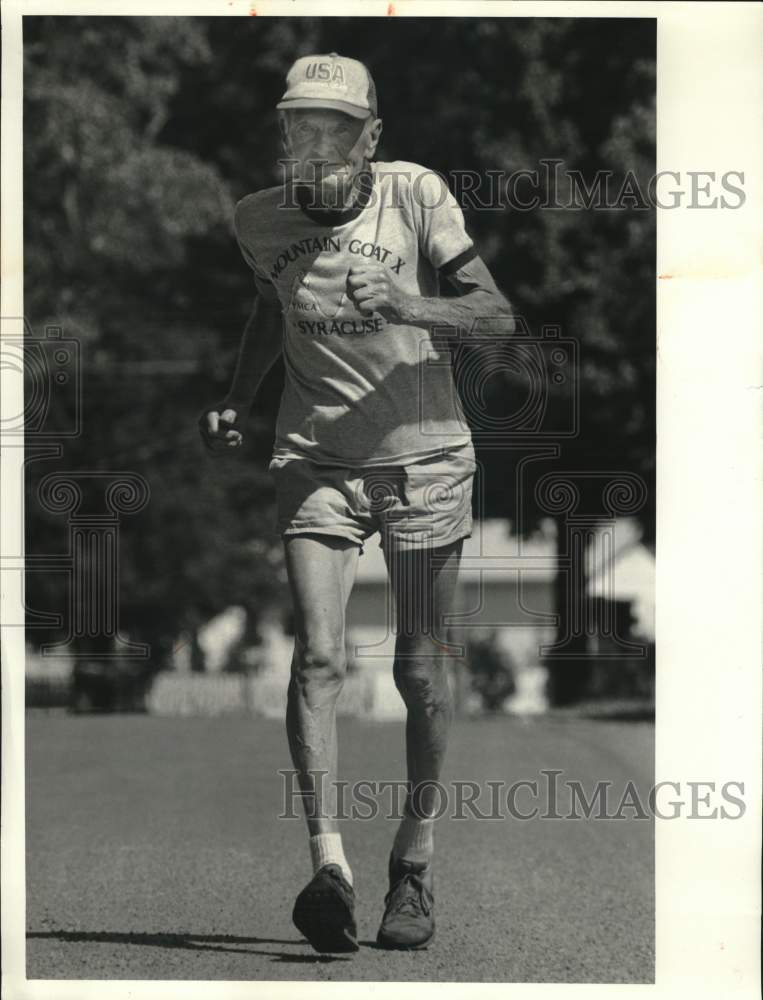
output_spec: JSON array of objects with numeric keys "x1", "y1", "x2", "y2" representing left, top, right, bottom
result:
[
  {"x1": 224, "y1": 287, "x2": 283, "y2": 411},
  {"x1": 199, "y1": 286, "x2": 283, "y2": 452}
]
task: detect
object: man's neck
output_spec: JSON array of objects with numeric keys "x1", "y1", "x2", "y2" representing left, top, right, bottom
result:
[{"x1": 295, "y1": 165, "x2": 374, "y2": 226}]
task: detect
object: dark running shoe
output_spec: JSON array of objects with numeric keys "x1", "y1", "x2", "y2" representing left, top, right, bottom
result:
[
  {"x1": 292, "y1": 864, "x2": 359, "y2": 953},
  {"x1": 376, "y1": 853, "x2": 435, "y2": 950}
]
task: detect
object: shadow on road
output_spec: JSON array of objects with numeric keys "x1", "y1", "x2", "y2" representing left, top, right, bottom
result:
[
  {"x1": 270, "y1": 952, "x2": 352, "y2": 964},
  {"x1": 27, "y1": 930, "x2": 351, "y2": 964},
  {"x1": 547, "y1": 701, "x2": 655, "y2": 724},
  {"x1": 580, "y1": 707, "x2": 655, "y2": 723}
]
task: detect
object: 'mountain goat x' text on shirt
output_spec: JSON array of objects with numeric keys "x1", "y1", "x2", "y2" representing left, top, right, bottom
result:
[{"x1": 234, "y1": 160, "x2": 477, "y2": 467}]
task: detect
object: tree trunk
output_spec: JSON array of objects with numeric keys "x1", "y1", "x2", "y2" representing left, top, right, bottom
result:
[{"x1": 545, "y1": 517, "x2": 591, "y2": 706}]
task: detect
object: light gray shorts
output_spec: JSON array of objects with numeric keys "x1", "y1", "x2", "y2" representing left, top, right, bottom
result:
[{"x1": 269, "y1": 444, "x2": 476, "y2": 554}]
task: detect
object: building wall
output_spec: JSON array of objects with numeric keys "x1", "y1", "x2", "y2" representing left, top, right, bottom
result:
[{"x1": 347, "y1": 576, "x2": 555, "y2": 673}]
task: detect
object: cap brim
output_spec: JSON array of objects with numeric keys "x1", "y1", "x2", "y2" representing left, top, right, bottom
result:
[{"x1": 276, "y1": 97, "x2": 372, "y2": 119}]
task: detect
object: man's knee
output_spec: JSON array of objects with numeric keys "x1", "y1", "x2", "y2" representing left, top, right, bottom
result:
[
  {"x1": 393, "y1": 643, "x2": 452, "y2": 716},
  {"x1": 293, "y1": 633, "x2": 347, "y2": 691}
]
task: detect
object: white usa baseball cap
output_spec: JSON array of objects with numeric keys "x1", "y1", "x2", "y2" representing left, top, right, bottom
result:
[{"x1": 277, "y1": 53, "x2": 378, "y2": 119}]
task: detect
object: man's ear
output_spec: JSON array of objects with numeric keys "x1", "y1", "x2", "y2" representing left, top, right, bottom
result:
[
  {"x1": 364, "y1": 117, "x2": 383, "y2": 159},
  {"x1": 278, "y1": 112, "x2": 292, "y2": 156}
]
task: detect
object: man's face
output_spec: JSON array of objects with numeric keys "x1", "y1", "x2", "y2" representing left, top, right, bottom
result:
[{"x1": 281, "y1": 108, "x2": 377, "y2": 206}]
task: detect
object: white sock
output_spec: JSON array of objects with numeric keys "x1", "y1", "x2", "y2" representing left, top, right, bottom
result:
[
  {"x1": 392, "y1": 814, "x2": 435, "y2": 864},
  {"x1": 309, "y1": 832, "x2": 353, "y2": 886}
]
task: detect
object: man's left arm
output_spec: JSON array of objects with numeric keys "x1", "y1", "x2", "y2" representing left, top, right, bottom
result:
[{"x1": 346, "y1": 254, "x2": 515, "y2": 336}]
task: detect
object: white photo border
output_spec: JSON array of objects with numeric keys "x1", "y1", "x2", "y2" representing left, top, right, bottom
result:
[{"x1": 2, "y1": 2, "x2": 761, "y2": 998}]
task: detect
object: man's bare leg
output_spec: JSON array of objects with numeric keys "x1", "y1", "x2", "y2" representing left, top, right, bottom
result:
[
  {"x1": 283, "y1": 534, "x2": 359, "y2": 842},
  {"x1": 386, "y1": 539, "x2": 462, "y2": 835},
  {"x1": 284, "y1": 533, "x2": 361, "y2": 953},
  {"x1": 377, "y1": 538, "x2": 463, "y2": 949}
]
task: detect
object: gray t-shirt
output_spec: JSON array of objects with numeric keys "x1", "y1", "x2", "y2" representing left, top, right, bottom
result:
[{"x1": 234, "y1": 160, "x2": 475, "y2": 467}]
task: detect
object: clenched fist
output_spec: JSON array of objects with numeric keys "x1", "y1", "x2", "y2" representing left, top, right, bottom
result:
[
  {"x1": 346, "y1": 264, "x2": 413, "y2": 323},
  {"x1": 198, "y1": 403, "x2": 243, "y2": 453}
]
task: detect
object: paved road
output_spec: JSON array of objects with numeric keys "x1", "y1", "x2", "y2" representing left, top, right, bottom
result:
[{"x1": 26, "y1": 713, "x2": 654, "y2": 982}]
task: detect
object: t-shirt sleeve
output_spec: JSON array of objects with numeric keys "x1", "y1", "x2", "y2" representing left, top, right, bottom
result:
[
  {"x1": 410, "y1": 168, "x2": 476, "y2": 272},
  {"x1": 234, "y1": 199, "x2": 274, "y2": 296}
]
